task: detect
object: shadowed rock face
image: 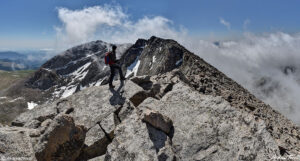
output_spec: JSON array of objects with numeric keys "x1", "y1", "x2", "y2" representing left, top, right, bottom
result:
[
  {"x1": 136, "y1": 36, "x2": 185, "y2": 76},
  {"x1": 120, "y1": 39, "x2": 148, "y2": 72},
  {"x1": 0, "y1": 114, "x2": 86, "y2": 161},
  {"x1": 34, "y1": 114, "x2": 87, "y2": 161},
  {"x1": 1, "y1": 36, "x2": 300, "y2": 160},
  {"x1": 27, "y1": 68, "x2": 64, "y2": 90}
]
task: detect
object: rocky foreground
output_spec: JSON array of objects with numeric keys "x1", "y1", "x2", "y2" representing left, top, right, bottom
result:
[
  {"x1": 0, "y1": 36, "x2": 300, "y2": 160},
  {"x1": 0, "y1": 72, "x2": 298, "y2": 161}
]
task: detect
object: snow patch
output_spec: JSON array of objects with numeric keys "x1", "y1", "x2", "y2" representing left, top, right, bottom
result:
[
  {"x1": 152, "y1": 56, "x2": 157, "y2": 63},
  {"x1": 70, "y1": 62, "x2": 91, "y2": 80},
  {"x1": 95, "y1": 79, "x2": 104, "y2": 86},
  {"x1": 52, "y1": 86, "x2": 66, "y2": 98},
  {"x1": 176, "y1": 58, "x2": 183, "y2": 66},
  {"x1": 43, "y1": 68, "x2": 52, "y2": 72},
  {"x1": 102, "y1": 66, "x2": 108, "y2": 70},
  {"x1": 27, "y1": 102, "x2": 38, "y2": 110},
  {"x1": 80, "y1": 85, "x2": 86, "y2": 90},
  {"x1": 125, "y1": 57, "x2": 141, "y2": 78},
  {"x1": 9, "y1": 97, "x2": 24, "y2": 103},
  {"x1": 54, "y1": 62, "x2": 92, "y2": 99},
  {"x1": 61, "y1": 86, "x2": 77, "y2": 98}
]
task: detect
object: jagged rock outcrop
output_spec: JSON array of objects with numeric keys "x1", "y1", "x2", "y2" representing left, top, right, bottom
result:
[
  {"x1": 137, "y1": 36, "x2": 185, "y2": 75},
  {"x1": 120, "y1": 36, "x2": 184, "y2": 77},
  {"x1": 1, "y1": 36, "x2": 300, "y2": 160},
  {"x1": 140, "y1": 108, "x2": 173, "y2": 135},
  {"x1": 120, "y1": 39, "x2": 147, "y2": 76},
  {"x1": 0, "y1": 114, "x2": 86, "y2": 161},
  {"x1": 34, "y1": 114, "x2": 86, "y2": 161}
]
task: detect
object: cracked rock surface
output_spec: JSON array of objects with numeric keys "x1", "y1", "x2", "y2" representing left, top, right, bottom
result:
[
  {"x1": 137, "y1": 82, "x2": 280, "y2": 160},
  {"x1": 1, "y1": 73, "x2": 300, "y2": 161}
]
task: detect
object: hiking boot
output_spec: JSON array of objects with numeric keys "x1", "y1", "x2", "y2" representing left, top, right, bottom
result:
[{"x1": 109, "y1": 84, "x2": 115, "y2": 88}]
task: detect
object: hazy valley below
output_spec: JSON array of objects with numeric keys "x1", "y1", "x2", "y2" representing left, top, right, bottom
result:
[{"x1": 0, "y1": 51, "x2": 49, "y2": 71}]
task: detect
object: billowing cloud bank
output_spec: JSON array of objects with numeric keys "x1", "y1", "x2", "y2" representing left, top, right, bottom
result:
[
  {"x1": 185, "y1": 32, "x2": 300, "y2": 125},
  {"x1": 55, "y1": 5, "x2": 300, "y2": 124}
]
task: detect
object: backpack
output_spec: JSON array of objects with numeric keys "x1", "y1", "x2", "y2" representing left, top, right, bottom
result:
[{"x1": 104, "y1": 52, "x2": 113, "y2": 65}]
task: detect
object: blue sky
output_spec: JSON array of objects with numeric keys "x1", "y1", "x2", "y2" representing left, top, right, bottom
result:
[{"x1": 1, "y1": 0, "x2": 300, "y2": 50}]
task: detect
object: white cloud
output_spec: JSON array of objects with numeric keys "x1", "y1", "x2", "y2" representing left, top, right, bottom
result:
[
  {"x1": 55, "y1": 5, "x2": 185, "y2": 49},
  {"x1": 55, "y1": 5, "x2": 126, "y2": 48},
  {"x1": 219, "y1": 17, "x2": 231, "y2": 30}
]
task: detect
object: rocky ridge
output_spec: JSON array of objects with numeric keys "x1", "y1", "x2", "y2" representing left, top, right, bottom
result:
[{"x1": 0, "y1": 36, "x2": 300, "y2": 160}]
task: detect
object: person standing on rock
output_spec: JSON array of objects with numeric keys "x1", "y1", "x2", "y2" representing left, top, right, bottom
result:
[{"x1": 105, "y1": 45, "x2": 126, "y2": 88}]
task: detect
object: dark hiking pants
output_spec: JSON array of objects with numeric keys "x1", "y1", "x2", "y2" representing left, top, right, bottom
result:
[{"x1": 109, "y1": 64, "x2": 124, "y2": 85}]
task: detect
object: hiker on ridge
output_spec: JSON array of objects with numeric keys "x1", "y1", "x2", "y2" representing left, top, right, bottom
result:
[{"x1": 105, "y1": 45, "x2": 125, "y2": 88}]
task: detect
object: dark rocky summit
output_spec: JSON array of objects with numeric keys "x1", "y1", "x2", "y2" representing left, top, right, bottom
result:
[{"x1": 0, "y1": 36, "x2": 300, "y2": 160}]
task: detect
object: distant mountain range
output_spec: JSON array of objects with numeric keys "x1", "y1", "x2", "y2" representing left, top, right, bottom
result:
[
  {"x1": 0, "y1": 51, "x2": 48, "y2": 71},
  {"x1": 0, "y1": 51, "x2": 27, "y2": 60}
]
